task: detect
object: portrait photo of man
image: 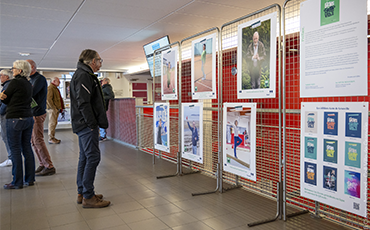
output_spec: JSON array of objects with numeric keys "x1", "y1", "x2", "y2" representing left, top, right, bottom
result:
[
  {"x1": 237, "y1": 13, "x2": 277, "y2": 99},
  {"x1": 246, "y1": 31, "x2": 266, "y2": 89}
]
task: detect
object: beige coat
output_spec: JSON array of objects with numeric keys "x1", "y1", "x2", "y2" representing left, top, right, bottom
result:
[{"x1": 47, "y1": 84, "x2": 64, "y2": 110}]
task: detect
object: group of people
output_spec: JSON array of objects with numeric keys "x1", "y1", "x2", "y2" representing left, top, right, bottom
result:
[
  {"x1": 0, "y1": 49, "x2": 114, "y2": 208},
  {"x1": 0, "y1": 59, "x2": 57, "y2": 178}
]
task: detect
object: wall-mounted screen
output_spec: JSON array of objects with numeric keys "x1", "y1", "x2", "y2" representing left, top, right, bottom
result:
[{"x1": 143, "y1": 36, "x2": 170, "y2": 77}]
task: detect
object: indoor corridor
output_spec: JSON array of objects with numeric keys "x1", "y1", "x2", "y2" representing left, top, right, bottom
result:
[{"x1": 0, "y1": 129, "x2": 351, "y2": 230}]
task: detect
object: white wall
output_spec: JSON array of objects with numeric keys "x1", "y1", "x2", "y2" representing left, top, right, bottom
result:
[{"x1": 105, "y1": 72, "x2": 130, "y2": 98}]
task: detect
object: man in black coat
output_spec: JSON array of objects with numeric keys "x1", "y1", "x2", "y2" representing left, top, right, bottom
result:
[
  {"x1": 70, "y1": 49, "x2": 110, "y2": 208},
  {"x1": 99, "y1": 77, "x2": 115, "y2": 141}
]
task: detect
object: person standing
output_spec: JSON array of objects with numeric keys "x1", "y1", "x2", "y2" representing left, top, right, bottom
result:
[
  {"x1": 70, "y1": 49, "x2": 110, "y2": 208},
  {"x1": 0, "y1": 70, "x2": 13, "y2": 167},
  {"x1": 246, "y1": 31, "x2": 266, "y2": 89},
  {"x1": 187, "y1": 118, "x2": 199, "y2": 155},
  {"x1": 201, "y1": 44, "x2": 206, "y2": 80},
  {"x1": 0, "y1": 60, "x2": 35, "y2": 189},
  {"x1": 99, "y1": 77, "x2": 114, "y2": 141},
  {"x1": 157, "y1": 118, "x2": 162, "y2": 145},
  {"x1": 231, "y1": 120, "x2": 242, "y2": 159},
  {"x1": 46, "y1": 77, "x2": 65, "y2": 144},
  {"x1": 27, "y1": 59, "x2": 56, "y2": 176}
]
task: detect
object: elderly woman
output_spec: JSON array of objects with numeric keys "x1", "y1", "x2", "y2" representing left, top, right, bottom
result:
[{"x1": 0, "y1": 60, "x2": 35, "y2": 189}]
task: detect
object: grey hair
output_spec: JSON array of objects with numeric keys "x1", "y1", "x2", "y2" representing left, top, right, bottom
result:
[
  {"x1": 79, "y1": 49, "x2": 98, "y2": 65},
  {"x1": 13, "y1": 60, "x2": 32, "y2": 77},
  {"x1": 253, "y1": 31, "x2": 259, "y2": 38},
  {"x1": 103, "y1": 77, "x2": 110, "y2": 84},
  {"x1": 0, "y1": 69, "x2": 13, "y2": 80}
]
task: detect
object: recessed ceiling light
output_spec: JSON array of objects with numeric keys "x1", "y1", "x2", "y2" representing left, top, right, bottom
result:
[{"x1": 19, "y1": 52, "x2": 30, "y2": 56}]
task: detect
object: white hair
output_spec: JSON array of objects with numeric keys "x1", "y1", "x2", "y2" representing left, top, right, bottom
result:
[
  {"x1": 0, "y1": 69, "x2": 13, "y2": 80},
  {"x1": 13, "y1": 60, "x2": 32, "y2": 77},
  {"x1": 103, "y1": 77, "x2": 110, "y2": 84}
]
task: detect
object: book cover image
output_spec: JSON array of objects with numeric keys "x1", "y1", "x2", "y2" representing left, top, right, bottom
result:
[
  {"x1": 344, "y1": 170, "x2": 361, "y2": 198},
  {"x1": 344, "y1": 142, "x2": 361, "y2": 168},
  {"x1": 304, "y1": 162, "x2": 317, "y2": 186},
  {"x1": 323, "y1": 166, "x2": 337, "y2": 191},
  {"x1": 345, "y1": 112, "x2": 362, "y2": 138},
  {"x1": 324, "y1": 112, "x2": 338, "y2": 136},
  {"x1": 323, "y1": 139, "x2": 337, "y2": 164},
  {"x1": 305, "y1": 111, "x2": 317, "y2": 133},
  {"x1": 304, "y1": 136, "x2": 317, "y2": 160}
]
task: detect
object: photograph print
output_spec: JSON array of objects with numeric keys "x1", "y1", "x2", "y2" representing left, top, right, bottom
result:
[
  {"x1": 237, "y1": 12, "x2": 277, "y2": 99},
  {"x1": 191, "y1": 33, "x2": 217, "y2": 100},
  {"x1": 181, "y1": 103, "x2": 203, "y2": 164},
  {"x1": 161, "y1": 46, "x2": 178, "y2": 100},
  {"x1": 154, "y1": 102, "x2": 170, "y2": 153},
  {"x1": 223, "y1": 103, "x2": 256, "y2": 181}
]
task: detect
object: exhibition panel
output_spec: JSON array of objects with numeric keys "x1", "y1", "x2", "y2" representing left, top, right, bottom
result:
[
  {"x1": 283, "y1": 0, "x2": 369, "y2": 228},
  {"x1": 127, "y1": 0, "x2": 370, "y2": 228}
]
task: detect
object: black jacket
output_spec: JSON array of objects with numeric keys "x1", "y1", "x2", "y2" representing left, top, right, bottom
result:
[
  {"x1": 102, "y1": 83, "x2": 115, "y2": 111},
  {"x1": 70, "y1": 62, "x2": 108, "y2": 133},
  {"x1": 1, "y1": 75, "x2": 33, "y2": 119},
  {"x1": 29, "y1": 72, "x2": 47, "y2": 116}
]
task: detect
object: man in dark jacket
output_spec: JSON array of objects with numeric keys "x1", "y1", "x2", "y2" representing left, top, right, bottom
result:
[
  {"x1": 99, "y1": 77, "x2": 115, "y2": 141},
  {"x1": 27, "y1": 60, "x2": 56, "y2": 176},
  {"x1": 187, "y1": 119, "x2": 199, "y2": 155},
  {"x1": 70, "y1": 49, "x2": 110, "y2": 208},
  {"x1": 0, "y1": 70, "x2": 13, "y2": 167}
]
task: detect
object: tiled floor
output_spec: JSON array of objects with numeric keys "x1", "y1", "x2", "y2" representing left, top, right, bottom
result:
[{"x1": 0, "y1": 129, "x2": 350, "y2": 230}]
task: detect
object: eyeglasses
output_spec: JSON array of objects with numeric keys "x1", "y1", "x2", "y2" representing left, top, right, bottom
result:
[
  {"x1": 10, "y1": 67, "x2": 18, "y2": 70},
  {"x1": 96, "y1": 58, "x2": 103, "y2": 63}
]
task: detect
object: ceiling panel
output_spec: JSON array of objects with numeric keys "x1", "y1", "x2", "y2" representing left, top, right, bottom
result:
[{"x1": 0, "y1": 0, "x2": 289, "y2": 71}]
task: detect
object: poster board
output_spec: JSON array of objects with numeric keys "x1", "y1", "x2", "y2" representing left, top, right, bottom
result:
[
  {"x1": 181, "y1": 103, "x2": 203, "y2": 164},
  {"x1": 300, "y1": 102, "x2": 368, "y2": 217},
  {"x1": 154, "y1": 102, "x2": 170, "y2": 153},
  {"x1": 237, "y1": 12, "x2": 277, "y2": 99},
  {"x1": 300, "y1": 0, "x2": 367, "y2": 97},
  {"x1": 223, "y1": 103, "x2": 257, "y2": 181},
  {"x1": 161, "y1": 46, "x2": 178, "y2": 100},
  {"x1": 191, "y1": 33, "x2": 217, "y2": 100}
]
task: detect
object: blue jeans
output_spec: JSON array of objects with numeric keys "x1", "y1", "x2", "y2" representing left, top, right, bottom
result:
[
  {"x1": 192, "y1": 145, "x2": 197, "y2": 155},
  {"x1": 0, "y1": 115, "x2": 11, "y2": 159},
  {"x1": 234, "y1": 136, "x2": 242, "y2": 158},
  {"x1": 99, "y1": 127, "x2": 106, "y2": 138},
  {"x1": 76, "y1": 127, "x2": 100, "y2": 199},
  {"x1": 6, "y1": 117, "x2": 35, "y2": 186}
]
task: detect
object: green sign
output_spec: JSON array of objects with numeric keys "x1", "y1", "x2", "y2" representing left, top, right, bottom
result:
[{"x1": 321, "y1": 0, "x2": 340, "y2": 26}]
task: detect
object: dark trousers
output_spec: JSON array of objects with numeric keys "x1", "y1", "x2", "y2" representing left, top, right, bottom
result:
[
  {"x1": 7, "y1": 117, "x2": 35, "y2": 186},
  {"x1": 76, "y1": 127, "x2": 100, "y2": 199},
  {"x1": 234, "y1": 136, "x2": 242, "y2": 158}
]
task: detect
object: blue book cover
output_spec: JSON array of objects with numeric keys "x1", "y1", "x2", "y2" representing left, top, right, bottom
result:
[
  {"x1": 323, "y1": 112, "x2": 338, "y2": 136},
  {"x1": 345, "y1": 112, "x2": 361, "y2": 138},
  {"x1": 304, "y1": 162, "x2": 317, "y2": 186},
  {"x1": 323, "y1": 166, "x2": 337, "y2": 191}
]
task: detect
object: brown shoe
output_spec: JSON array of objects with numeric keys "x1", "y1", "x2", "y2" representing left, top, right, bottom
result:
[
  {"x1": 36, "y1": 167, "x2": 56, "y2": 176},
  {"x1": 53, "y1": 138, "x2": 61, "y2": 143},
  {"x1": 35, "y1": 166, "x2": 45, "y2": 173},
  {"x1": 48, "y1": 139, "x2": 60, "y2": 144},
  {"x1": 77, "y1": 194, "x2": 103, "y2": 204},
  {"x1": 82, "y1": 195, "x2": 110, "y2": 208}
]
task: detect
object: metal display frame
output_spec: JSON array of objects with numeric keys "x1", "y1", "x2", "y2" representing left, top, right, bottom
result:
[{"x1": 133, "y1": 1, "x2": 370, "y2": 228}]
